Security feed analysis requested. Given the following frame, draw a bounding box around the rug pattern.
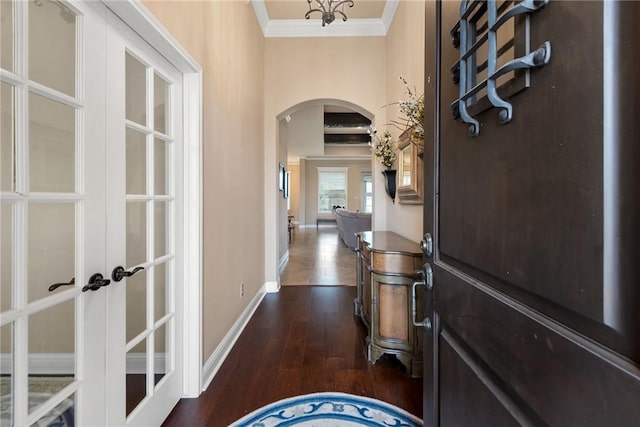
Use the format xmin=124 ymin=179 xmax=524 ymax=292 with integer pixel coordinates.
xmin=231 ymin=392 xmax=422 ymax=427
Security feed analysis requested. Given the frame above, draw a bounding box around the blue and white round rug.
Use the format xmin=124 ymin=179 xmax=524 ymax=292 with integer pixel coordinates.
xmin=230 ymin=392 xmax=422 ymax=427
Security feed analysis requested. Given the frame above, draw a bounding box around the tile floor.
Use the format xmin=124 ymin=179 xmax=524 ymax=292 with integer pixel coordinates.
xmin=280 ymin=226 xmax=357 ymax=286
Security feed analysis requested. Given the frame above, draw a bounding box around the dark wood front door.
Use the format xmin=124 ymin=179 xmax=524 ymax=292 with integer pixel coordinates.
xmin=422 ymin=1 xmax=640 ymax=425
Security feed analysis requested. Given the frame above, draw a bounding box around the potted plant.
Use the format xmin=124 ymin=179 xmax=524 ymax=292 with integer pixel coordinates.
xmin=371 ymin=129 xmax=398 ymax=202
xmin=388 ymin=76 xmax=424 ymax=154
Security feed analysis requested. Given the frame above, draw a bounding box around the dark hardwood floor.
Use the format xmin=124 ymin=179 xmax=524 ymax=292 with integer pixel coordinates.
xmin=163 ymin=228 xmax=422 ymax=427
xmin=163 ymin=230 xmax=422 ymax=426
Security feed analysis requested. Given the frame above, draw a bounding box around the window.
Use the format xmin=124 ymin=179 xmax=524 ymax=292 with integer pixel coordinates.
xmin=317 ymin=167 xmax=348 ymax=213
xmin=362 ymin=174 xmax=372 ymax=213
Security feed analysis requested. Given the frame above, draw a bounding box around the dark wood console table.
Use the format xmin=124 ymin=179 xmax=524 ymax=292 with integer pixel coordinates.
xmin=354 ymin=231 xmax=424 ymax=377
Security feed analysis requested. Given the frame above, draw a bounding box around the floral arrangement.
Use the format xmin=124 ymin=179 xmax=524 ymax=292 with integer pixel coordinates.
xmin=389 ymin=76 xmax=424 ymax=148
xmin=370 ymin=129 xmax=397 ymax=170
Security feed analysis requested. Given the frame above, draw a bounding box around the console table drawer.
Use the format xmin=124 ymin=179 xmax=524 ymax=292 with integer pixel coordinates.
xmin=372 ymin=252 xmax=421 ymax=275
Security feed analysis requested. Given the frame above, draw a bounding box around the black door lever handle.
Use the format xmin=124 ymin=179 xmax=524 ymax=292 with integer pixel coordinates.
xmin=82 ymin=273 xmax=111 ymax=292
xmin=49 ymin=277 xmax=75 ymax=292
xmin=111 ymin=266 xmax=145 ymax=282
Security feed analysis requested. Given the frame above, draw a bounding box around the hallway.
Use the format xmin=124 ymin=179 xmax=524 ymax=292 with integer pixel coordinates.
xmin=162 ymin=228 xmax=422 ymax=425
xmin=280 ymin=227 xmax=357 ymax=286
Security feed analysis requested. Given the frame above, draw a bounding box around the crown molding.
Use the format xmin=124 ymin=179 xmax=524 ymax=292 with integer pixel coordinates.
xmin=381 ymin=0 xmax=399 ymax=31
xmin=264 ymin=18 xmax=386 ymax=38
xmin=251 ymin=0 xmax=270 ymax=30
xmin=251 ymin=0 xmax=399 ymax=38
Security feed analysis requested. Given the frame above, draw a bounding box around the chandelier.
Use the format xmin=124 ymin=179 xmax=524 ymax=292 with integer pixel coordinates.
xmin=305 ymin=0 xmax=355 ymax=27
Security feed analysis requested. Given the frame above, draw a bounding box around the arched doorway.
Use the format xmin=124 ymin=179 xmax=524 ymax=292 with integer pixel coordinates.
xmin=271 ymin=99 xmax=377 ymax=289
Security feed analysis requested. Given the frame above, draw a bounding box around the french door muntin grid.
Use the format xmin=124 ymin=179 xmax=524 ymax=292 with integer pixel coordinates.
xmin=0 ymin=2 xmax=178 ymax=423
xmin=1 ymin=1 xmax=189 ymax=423
xmin=1 ymin=0 xmax=86 ymax=425
xmin=0 ymin=199 xmax=83 ymax=426
xmin=123 ymin=48 xmax=176 ymax=412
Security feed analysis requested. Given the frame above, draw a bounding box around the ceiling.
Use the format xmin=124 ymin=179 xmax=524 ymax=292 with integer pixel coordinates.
xmin=252 ymin=0 xmax=399 ymax=37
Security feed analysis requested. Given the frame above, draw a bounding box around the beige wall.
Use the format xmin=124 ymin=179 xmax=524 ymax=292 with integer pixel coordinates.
xmin=286 ymin=105 xmax=325 ymax=162
xmin=144 ymin=0 xmax=425 ymax=372
xmin=383 ymin=0 xmax=426 ymax=243
xmin=278 ymin=120 xmax=289 ymax=262
xmin=292 ymin=161 xmax=307 ymax=228
xmin=324 ymin=145 xmax=371 ymax=157
xmin=287 ymin=163 xmax=301 ymax=223
xmin=264 ymin=36 xmax=388 ymax=282
xmin=264 ymin=8 xmax=428 ymax=275
xmin=143 ymin=0 xmax=266 ymax=361
xmin=0 ymin=0 xmax=425 ymax=389
xmin=302 ymin=159 xmax=372 ymax=227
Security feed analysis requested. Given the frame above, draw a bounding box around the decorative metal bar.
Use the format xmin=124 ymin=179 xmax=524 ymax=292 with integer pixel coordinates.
xmin=461 ymin=79 xmax=489 ymax=102
xmin=486 ymin=0 xmax=513 ymax=123
xmin=451 ymin=23 xmax=461 ymax=48
xmin=452 ymin=20 xmax=514 ymax=78
xmin=461 ymin=0 xmax=485 ymax=20
xmin=451 ymin=0 xmax=485 ymax=47
xmin=450 ymin=0 xmax=551 ymax=136
xmin=491 ymin=0 xmax=549 ymax=33
xmin=476 ymin=38 xmax=516 ymax=75
xmin=462 ymin=32 xmax=489 ymax=62
xmin=456 ymin=0 xmax=481 ymax=136
xmin=490 ymin=42 xmax=551 ymax=81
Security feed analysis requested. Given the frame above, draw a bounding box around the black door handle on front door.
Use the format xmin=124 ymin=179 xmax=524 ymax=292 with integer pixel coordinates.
xmin=82 ymin=273 xmax=111 ymax=292
xmin=111 ymin=266 xmax=144 ymax=282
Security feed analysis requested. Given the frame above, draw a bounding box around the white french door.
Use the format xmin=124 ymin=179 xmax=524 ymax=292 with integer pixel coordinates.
xmin=104 ymin=8 xmax=184 ymax=426
xmin=0 ymin=1 xmax=184 ymax=425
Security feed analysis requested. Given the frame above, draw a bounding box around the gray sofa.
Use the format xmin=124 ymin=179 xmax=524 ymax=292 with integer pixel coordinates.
xmin=335 ymin=208 xmax=372 ymax=250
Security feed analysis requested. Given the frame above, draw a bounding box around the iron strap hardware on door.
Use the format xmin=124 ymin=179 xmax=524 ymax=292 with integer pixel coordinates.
xmin=82 ymin=273 xmax=111 ymax=292
xmin=450 ymin=0 xmax=551 ymax=136
xmin=111 ymin=266 xmax=145 ymax=282
xmin=412 ymin=263 xmax=433 ymax=329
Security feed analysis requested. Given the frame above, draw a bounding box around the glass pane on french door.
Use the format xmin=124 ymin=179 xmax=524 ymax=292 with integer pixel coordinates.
xmin=124 ymin=52 xmax=175 ymax=418
xmin=1 ymin=1 xmax=88 ymax=425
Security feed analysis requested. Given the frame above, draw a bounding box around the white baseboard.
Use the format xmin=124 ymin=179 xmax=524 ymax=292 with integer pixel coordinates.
xmin=0 ymin=353 xmax=166 ymax=375
xmin=265 ymin=281 xmax=280 ymax=293
xmin=200 ymin=282 xmax=268 ymax=391
xmin=22 ymin=353 xmax=74 ymax=375
xmin=126 ymin=353 xmax=167 ymax=373
xmin=279 ymin=250 xmax=289 ymax=273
